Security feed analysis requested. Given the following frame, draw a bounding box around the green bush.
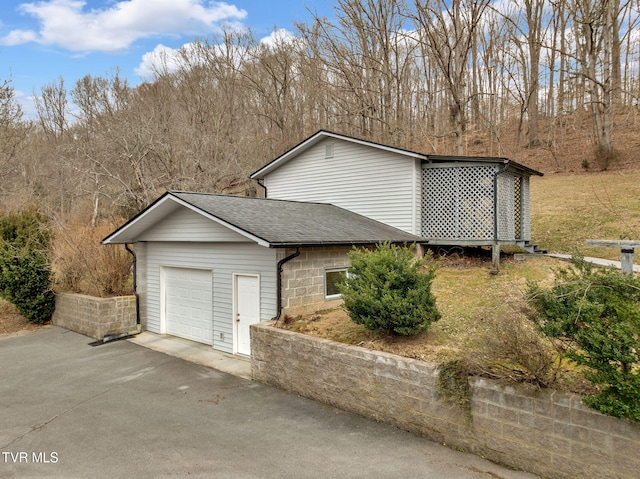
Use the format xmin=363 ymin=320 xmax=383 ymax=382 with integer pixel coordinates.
xmin=437 ymin=359 xmax=472 ymax=409
xmin=338 ymin=242 xmax=440 ymax=336
xmin=0 ymin=210 xmax=55 ymax=324
xmin=0 ymin=208 xmax=50 ymax=248
xmin=526 ymin=257 xmax=640 ymax=421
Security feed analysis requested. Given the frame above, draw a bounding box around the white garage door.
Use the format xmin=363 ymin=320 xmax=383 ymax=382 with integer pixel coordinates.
xmin=164 ymin=267 xmax=213 ymax=345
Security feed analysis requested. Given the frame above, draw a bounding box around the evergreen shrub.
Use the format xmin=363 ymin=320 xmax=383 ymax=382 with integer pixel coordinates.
xmin=527 ymin=257 xmax=640 ymax=421
xmin=0 ymin=210 xmax=55 ymax=324
xmin=338 ymin=242 xmax=440 ymax=336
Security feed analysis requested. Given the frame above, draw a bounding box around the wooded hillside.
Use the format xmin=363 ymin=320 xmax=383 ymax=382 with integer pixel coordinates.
xmin=1 ymin=0 xmax=639 ymax=222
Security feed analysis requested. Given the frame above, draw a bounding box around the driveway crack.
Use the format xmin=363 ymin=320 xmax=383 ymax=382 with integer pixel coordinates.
xmin=3 ymin=387 xmax=115 ymax=449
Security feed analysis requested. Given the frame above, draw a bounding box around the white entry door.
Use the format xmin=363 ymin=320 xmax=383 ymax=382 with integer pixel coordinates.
xmin=234 ymin=274 xmax=260 ymax=356
xmin=164 ymin=267 xmax=213 ymax=345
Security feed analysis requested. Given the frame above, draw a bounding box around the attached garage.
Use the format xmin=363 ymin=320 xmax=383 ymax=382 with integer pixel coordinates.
xmin=139 ymin=241 xmax=277 ymax=355
xmin=102 ymin=191 xmax=420 ymax=356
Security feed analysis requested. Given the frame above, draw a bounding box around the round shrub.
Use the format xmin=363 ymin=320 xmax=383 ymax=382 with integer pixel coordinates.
xmin=338 ymin=242 xmax=441 ymax=336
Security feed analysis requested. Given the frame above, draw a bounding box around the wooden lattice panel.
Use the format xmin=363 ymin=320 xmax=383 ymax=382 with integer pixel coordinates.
xmin=421 ymin=166 xmax=495 ymax=240
xmin=514 ymin=176 xmax=523 ymax=237
xmin=496 ymin=173 xmax=515 ymax=240
xmin=521 ymin=177 xmax=531 ymax=240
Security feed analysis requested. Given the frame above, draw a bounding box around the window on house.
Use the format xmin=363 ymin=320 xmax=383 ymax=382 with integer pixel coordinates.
xmin=325 ymin=268 xmax=348 ymax=299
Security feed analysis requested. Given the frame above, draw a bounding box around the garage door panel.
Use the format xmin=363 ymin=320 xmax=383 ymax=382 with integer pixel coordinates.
xmin=164 ymin=267 xmax=213 ymax=345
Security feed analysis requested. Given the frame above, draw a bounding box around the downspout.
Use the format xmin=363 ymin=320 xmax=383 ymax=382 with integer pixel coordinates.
xmin=256 ymin=178 xmax=268 ymax=198
xmin=272 ymin=246 xmax=301 ymax=324
xmin=492 ymin=161 xmax=511 ymax=270
xmin=125 ymin=244 xmax=141 ymax=331
xmin=91 ymin=244 xmax=140 ymax=345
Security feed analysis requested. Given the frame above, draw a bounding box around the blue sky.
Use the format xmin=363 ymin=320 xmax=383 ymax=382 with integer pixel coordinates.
xmin=0 ymin=0 xmax=335 ymax=117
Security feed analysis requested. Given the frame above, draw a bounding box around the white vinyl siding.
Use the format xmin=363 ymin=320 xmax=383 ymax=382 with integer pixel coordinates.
xmin=264 ymin=138 xmax=421 ymax=235
xmin=142 ymin=242 xmax=277 ymax=354
xmin=137 ymin=208 xmax=251 ymax=242
xmin=413 ymin=160 xmax=421 ymax=236
xmin=136 ymin=242 xmax=148 ymax=331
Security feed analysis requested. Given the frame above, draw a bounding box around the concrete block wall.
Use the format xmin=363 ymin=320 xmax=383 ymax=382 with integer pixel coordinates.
xmin=251 ymin=323 xmax=640 ymax=479
xmin=52 ymin=293 xmax=137 ymax=340
xmin=281 ymin=246 xmax=352 ymax=316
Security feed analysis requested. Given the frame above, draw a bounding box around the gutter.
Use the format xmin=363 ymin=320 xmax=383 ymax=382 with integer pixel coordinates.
xmin=256 ymin=178 xmax=268 ymax=198
xmin=272 ymin=246 xmax=301 ymax=325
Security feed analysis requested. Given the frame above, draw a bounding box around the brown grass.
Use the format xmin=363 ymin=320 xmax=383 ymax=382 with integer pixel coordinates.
xmin=0 ymin=299 xmax=44 ymax=334
xmin=282 ymin=256 xmax=558 ymax=361
xmin=50 ymin=216 xmax=133 ymax=297
xmin=531 ymin=171 xmax=640 ymax=260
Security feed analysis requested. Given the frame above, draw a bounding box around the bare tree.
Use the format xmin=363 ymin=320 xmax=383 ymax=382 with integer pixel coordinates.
xmin=242 ymin=30 xmax=303 ymax=145
xmin=33 ymin=77 xmax=69 ymax=141
xmin=71 ymin=70 xmax=129 ymax=136
xmin=473 ymin=8 xmax=511 ymax=154
xmin=523 ymin=0 xmax=547 ymax=146
xmin=0 ymin=78 xmax=28 ymax=186
xmin=496 ymin=0 xmax=548 ymax=146
xmin=174 ymin=30 xmax=273 ymax=186
xmin=412 ymin=0 xmax=491 ymax=155
xmin=569 ymin=0 xmax=617 ymax=165
xmin=299 ymin=0 xmax=417 ymax=143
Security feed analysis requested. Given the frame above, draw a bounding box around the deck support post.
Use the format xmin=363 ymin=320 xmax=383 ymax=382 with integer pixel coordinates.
xmin=491 ymin=244 xmax=501 ymax=271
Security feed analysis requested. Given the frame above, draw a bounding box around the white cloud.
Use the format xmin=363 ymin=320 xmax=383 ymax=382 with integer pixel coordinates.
xmin=13 ymin=88 xmax=38 ymax=120
xmin=135 ymin=29 xmax=300 ymax=81
xmin=135 ymin=40 xmax=226 ymax=80
xmin=0 ymin=0 xmax=247 ymax=52
xmin=0 ymin=28 xmax=38 ymax=45
xmin=259 ymin=28 xmax=295 ymax=48
xmin=135 ymin=43 xmax=186 ymax=80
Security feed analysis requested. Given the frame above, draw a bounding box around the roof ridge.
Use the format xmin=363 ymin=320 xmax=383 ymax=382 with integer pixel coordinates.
xmin=170 ymin=191 xmax=339 ymax=207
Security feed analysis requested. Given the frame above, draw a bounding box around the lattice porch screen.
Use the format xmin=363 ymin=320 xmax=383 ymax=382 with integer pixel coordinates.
xmin=514 ymin=176 xmax=523 ymax=238
xmin=421 ymin=165 xmax=495 ymax=240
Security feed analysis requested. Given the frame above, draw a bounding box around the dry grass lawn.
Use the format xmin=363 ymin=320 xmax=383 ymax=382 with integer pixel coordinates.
xmin=531 ymin=171 xmax=640 ymax=260
xmin=280 ymin=254 xmax=557 ymax=361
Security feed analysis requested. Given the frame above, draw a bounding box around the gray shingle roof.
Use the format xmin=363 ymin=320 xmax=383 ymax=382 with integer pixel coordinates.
xmin=171 ymin=192 xmax=422 ymax=246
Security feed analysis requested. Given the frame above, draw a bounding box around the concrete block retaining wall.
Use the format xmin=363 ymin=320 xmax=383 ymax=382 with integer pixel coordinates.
xmin=251 ymin=323 xmax=640 ymax=479
xmin=52 ymin=293 xmax=137 ymax=340
xmin=281 ymin=246 xmax=352 ymax=316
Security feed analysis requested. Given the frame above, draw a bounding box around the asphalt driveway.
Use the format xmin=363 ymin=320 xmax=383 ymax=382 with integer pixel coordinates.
xmin=0 ymin=326 xmax=538 ymax=479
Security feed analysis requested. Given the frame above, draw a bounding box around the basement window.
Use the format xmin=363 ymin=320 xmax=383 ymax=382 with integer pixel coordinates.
xmin=325 ymin=268 xmax=348 ymax=299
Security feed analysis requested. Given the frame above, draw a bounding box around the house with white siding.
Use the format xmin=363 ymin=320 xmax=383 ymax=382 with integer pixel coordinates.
xmin=103 ymin=130 xmax=542 ymax=355
xmin=251 ymin=130 xmax=544 ymax=261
